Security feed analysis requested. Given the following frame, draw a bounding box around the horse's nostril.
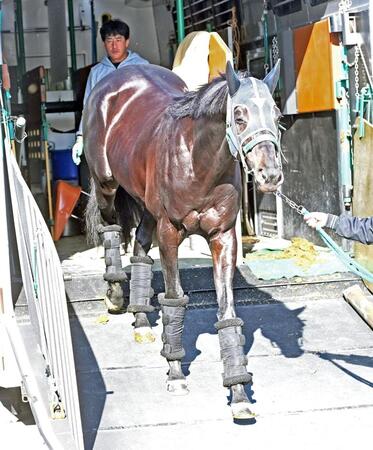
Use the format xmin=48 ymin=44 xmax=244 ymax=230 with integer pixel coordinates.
xmin=264 ymin=170 xmax=282 ymax=184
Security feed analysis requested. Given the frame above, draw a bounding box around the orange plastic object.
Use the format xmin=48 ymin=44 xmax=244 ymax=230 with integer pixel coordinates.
xmin=53 ymin=181 xmax=81 ymax=241
xmin=294 ymin=19 xmax=340 ymax=113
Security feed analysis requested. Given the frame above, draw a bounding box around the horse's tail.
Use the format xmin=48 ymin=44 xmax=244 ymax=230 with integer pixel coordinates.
xmin=85 ymin=179 xmax=143 ymax=249
xmin=114 ymin=186 xmax=143 ymax=251
xmin=85 ymin=178 xmax=103 ymax=246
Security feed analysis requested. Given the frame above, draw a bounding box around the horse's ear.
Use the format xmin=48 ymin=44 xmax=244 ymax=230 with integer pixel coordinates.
xmin=263 ymin=59 xmax=281 ymax=95
xmin=226 ymin=61 xmax=240 ymax=97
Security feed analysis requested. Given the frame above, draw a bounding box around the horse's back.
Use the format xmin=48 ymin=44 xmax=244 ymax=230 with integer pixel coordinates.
xmin=85 ymin=64 xmax=186 ymax=113
xmin=83 ymin=64 xmax=185 ymax=188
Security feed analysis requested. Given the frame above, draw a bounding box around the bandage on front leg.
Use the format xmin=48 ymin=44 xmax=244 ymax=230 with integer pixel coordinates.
xmin=215 ymin=318 xmax=252 ymax=387
xmin=98 ymin=224 xmax=127 ymax=282
xmin=158 ymin=294 xmax=189 ymax=361
xmin=128 ymin=255 xmax=155 ymax=314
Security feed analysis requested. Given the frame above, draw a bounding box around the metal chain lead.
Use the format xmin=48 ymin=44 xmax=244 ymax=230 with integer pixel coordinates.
xmin=272 ymin=36 xmax=279 ymax=65
xmin=273 ymin=191 xmax=305 ymax=215
xmin=338 ymin=0 xmax=352 ymax=12
xmin=354 ymin=45 xmax=360 ymax=96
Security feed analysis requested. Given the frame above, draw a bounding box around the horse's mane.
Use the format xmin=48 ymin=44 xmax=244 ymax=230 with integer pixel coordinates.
xmin=157 ymin=71 xmax=250 ymax=139
xmin=166 ymin=70 xmax=251 ymax=120
xmin=167 ymin=75 xmax=228 ymax=120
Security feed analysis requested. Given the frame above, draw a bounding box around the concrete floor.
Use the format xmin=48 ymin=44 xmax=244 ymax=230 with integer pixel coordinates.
xmin=4 ymin=235 xmax=373 ymax=449
xmin=69 ymin=284 xmax=373 ymax=450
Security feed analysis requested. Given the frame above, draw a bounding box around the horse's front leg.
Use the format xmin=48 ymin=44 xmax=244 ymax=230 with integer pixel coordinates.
xmin=210 ymin=227 xmax=255 ymax=419
xmin=157 ymin=217 xmax=189 ymax=395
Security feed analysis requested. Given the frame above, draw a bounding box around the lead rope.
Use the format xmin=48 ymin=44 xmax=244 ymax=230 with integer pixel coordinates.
xmin=274 ymin=191 xmax=373 ymax=283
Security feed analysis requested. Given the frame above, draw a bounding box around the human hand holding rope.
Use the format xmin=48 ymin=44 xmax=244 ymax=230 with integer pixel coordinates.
xmin=303 ymin=212 xmax=328 ymax=229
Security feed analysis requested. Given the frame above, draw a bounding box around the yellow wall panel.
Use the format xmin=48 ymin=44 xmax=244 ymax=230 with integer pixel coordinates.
xmin=353 ymin=118 xmax=373 ymax=292
xmin=208 ymin=32 xmax=233 ymax=81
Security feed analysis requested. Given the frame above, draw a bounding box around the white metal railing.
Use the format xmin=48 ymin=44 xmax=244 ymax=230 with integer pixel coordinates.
xmin=1 ymin=91 xmax=84 ymax=449
xmin=0 ymin=105 xmax=21 ymax=389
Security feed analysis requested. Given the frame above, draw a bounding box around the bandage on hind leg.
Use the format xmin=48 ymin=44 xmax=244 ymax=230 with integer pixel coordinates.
xmin=98 ymin=224 xmax=127 ymax=282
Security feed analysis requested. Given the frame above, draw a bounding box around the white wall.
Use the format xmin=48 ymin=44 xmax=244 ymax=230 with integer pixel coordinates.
xmin=1 ymin=0 xmax=176 ymax=150
xmin=1 ymin=0 xmax=173 ymax=71
xmin=93 ymin=0 xmax=161 ymax=64
xmin=153 ymin=2 xmax=176 ymax=68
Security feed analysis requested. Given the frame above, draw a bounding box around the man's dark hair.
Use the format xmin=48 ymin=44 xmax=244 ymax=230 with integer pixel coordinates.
xmin=100 ymin=19 xmax=130 ymax=41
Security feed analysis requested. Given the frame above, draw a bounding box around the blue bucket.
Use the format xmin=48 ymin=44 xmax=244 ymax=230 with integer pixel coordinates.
xmin=51 ymin=149 xmax=79 ymax=181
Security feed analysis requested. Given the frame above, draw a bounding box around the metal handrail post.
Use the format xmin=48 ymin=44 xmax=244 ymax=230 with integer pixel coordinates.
xmin=14 ymin=0 xmax=26 ymax=84
xmin=67 ymin=0 xmax=77 ymax=73
xmin=176 ymin=0 xmax=185 ymax=43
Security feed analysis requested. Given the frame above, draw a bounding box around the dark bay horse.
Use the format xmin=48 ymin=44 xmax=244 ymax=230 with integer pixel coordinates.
xmin=84 ymin=62 xmax=283 ymax=419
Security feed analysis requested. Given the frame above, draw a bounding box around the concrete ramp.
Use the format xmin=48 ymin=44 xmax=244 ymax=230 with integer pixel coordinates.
xmin=65 ymin=270 xmax=373 ymax=450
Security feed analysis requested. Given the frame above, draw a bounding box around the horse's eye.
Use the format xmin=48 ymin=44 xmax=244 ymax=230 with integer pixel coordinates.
xmin=235 ymin=117 xmax=247 ymax=134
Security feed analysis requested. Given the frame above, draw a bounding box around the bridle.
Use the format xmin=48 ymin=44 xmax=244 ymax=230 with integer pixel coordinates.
xmin=225 ymin=84 xmax=282 ymax=176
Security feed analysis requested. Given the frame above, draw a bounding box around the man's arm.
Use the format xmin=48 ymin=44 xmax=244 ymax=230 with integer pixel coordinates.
xmin=333 ymin=215 xmax=373 ymax=245
xmin=304 ymin=212 xmax=373 ymax=245
xmin=72 ymin=69 xmax=96 ymax=164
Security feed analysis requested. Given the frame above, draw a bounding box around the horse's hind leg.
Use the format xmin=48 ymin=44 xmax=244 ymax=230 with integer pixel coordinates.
xmin=87 ymin=177 xmax=127 ymax=313
xmin=128 ymin=210 xmax=157 ymax=343
xmin=157 ymin=217 xmax=189 ymax=395
xmin=98 ymin=224 xmax=127 ymax=313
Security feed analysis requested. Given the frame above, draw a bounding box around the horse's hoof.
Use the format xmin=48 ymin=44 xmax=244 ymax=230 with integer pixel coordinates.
xmin=134 ymin=326 xmax=156 ymax=343
xmin=231 ymin=402 xmax=256 ymax=420
xmin=166 ymin=379 xmax=189 ymax=396
xmin=104 ymin=295 xmax=125 ymax=314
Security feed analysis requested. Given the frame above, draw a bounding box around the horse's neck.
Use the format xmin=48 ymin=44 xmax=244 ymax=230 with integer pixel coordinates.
xmin=192 ymin=117 xmax=233 ymax=179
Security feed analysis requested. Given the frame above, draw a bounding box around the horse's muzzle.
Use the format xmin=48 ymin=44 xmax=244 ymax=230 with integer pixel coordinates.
xmin=246 ymin=140 xmax=284 ymax=192
xmin=256 ymin=169 xmax=284 ymax=192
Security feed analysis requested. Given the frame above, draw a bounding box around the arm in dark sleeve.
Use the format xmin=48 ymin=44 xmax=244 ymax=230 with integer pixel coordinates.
xmin=325 ymin=214 xmax=373 ymax=245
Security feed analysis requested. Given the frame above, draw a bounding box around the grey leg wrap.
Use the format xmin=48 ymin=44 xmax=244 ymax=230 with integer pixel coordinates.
xmin=158 ymin=293 xmax=189 ymax=361
xmin=127 ymin=255 xmax=155 ymax=314
xmin=98 ymin=224 xmax=127 ymax=282
xmin=215 ymin=318 xmax=252 ymax=387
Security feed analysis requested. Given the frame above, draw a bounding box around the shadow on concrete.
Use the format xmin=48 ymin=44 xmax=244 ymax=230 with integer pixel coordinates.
xmin=180 ymin=268 xmax=306 ymax=373
xmin=318 ymin=352 xmax=373 ymax=388
xmin=68 ymin=308 xmax=106 ymax=450
xmin=0 ymin=387 xmax=36 ymax=425
xmin=165 ymin=266 xmax=307 ymax=422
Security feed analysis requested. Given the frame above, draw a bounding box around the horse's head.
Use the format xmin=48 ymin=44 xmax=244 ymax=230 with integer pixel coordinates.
xmin=225 ymin=61 xmax=284 ymax=192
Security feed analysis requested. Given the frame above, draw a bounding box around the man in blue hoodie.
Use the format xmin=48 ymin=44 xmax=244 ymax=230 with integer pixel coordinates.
xmin=72 ymin=19 xmax=148 ymax=165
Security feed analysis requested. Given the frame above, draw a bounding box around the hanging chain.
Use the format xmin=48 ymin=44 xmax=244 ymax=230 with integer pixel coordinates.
xmin=272 ymin=36 xmax=279 ymax=65
xmin=354 ymin=44 xmax=360 ymax=96
xmin=262 ymin=0 xmax=270 ymax=75
xmin=273 ymin=191 xmax=306 ymax=215
xmin=338 ymin=0 xmax=352 ymax=13
xmin=230 ymin=6 xmax=241 ymax=70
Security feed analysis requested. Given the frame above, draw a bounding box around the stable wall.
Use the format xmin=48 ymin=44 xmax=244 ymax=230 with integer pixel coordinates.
xmin=1 ymin=0 xmax=168 ymax=74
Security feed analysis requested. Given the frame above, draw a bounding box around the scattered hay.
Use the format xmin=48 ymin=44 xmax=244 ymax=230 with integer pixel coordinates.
xmin=245 ymin=237 xmax=320 ymax=269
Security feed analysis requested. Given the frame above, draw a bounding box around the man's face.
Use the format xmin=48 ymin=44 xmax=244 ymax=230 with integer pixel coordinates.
xmin=104 ymin=34 xmax=129 ymax=63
